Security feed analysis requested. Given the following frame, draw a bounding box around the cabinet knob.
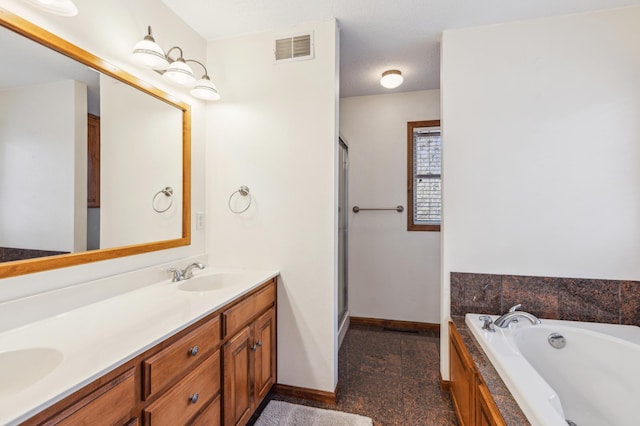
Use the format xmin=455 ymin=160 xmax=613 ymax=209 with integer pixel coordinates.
xmin=189 ymin=393 xmax=199 ymax=404
xmin=256 ymin=340 xmax=262 ymax=347
xmin=188 ymin=346 xmax=199 ymax=356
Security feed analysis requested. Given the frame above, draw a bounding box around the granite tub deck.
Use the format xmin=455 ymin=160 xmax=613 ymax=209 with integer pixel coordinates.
xmin=451 ymin=316 xmax=530 ymax=425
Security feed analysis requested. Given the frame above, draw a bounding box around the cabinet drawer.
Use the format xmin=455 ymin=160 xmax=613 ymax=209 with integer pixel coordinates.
xmin=223 ymin=281 xmax=275 ymax=338
xmin=192 ymin=394 xmax=221 ymax=426
xmin=143 ymin=316 xmax=220 ymax=399
xmin=47 ymin=368 xmax=135 ymax=426
xmin=143 ymin=350 xmax=220 ymax=426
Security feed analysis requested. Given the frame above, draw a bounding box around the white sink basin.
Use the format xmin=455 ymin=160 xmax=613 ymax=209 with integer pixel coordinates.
xmin=178 ymin=273 xmax=243 ymax=292
xmin=0 ymin=348 xmax=63 ymax=394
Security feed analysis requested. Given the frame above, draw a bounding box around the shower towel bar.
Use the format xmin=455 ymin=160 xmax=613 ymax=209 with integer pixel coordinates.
xmin=352 ymin=205 xmax=404 ymax=213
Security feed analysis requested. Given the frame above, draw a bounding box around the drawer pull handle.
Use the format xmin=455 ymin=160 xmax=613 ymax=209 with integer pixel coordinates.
xmin=188 ymin=346 xmax=199 ymax=357
xmin=189 ymin=393 xmax=199 ymax=404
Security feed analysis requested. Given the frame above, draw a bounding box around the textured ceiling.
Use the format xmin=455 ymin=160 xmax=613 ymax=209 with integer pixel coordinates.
xmin=161 ymin=0 xmax=640 ymax=97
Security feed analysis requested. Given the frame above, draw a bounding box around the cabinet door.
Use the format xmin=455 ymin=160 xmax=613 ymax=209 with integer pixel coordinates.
xmin=449 ymin=324 xmax=475 ymax=426
xmin=223 ymin=326 xmax=253 ymax=426
xmin=476 ymin=381 xmax=506 ymax=426
xmin=253 ymin=307 xmax=276 ymax=403
xmin=87 ymin=114 xmax=100 ymax=208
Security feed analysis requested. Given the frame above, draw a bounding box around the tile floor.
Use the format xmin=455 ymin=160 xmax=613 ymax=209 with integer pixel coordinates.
xmin=250 ymin=323 xmax=458 ymax=425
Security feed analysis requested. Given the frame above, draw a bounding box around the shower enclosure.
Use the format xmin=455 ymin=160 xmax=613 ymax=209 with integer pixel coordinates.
xmin=338 ymin=138 xmax=349 ymax=338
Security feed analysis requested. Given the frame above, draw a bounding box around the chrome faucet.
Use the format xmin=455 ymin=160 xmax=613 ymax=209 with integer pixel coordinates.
xmin=494 ymin=304 xmax=541 ymax=328
xmin=167 ymin=262 xmax=206 ymax=282
xmin=182 ymin=262 xmax=205 ymax=279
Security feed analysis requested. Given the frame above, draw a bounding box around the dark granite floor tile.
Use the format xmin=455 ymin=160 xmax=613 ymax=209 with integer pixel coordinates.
xmin=401 ymin=338 xmax=440 ymax=376
xmin=405 ymin=408 xmax=459 ymax=426
xmin=501 ymin=275 xmax=559 ymax=319
xmin=451 ymin=272 xmax=502 ymax=316
xmin=339 ymin=393 xmax=406 ymax=426
xmin=558 ymin=278 xmax=620 ymax=323
xmin=621 ymin=281 xmax=640 ymax=326
xmin=254 ymin=324 xmax=455 ymax=425
xmin=403 ymin=375 xmax=453 ymax=412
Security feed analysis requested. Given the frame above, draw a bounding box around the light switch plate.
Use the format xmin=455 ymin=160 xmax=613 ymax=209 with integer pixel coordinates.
xmin=196 ymin=212 xmax=205 ymax=230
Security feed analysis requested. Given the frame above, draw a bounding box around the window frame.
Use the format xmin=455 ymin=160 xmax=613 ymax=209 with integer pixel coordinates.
xmin=407 ymin=120 xmax=441 ymax=232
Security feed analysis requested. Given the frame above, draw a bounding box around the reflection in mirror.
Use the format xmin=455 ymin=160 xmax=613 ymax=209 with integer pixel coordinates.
xmin=0 ymin=8 xmax=190 ymax=278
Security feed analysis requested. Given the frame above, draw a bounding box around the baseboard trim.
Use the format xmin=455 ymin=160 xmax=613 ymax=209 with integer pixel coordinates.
xmin=439 ymin=372 xmax=450 ymax=392
xmin=350 ymin=317 xmax=440 ymax=335
xmin=274 ymin=383 xmax=338 ymax=405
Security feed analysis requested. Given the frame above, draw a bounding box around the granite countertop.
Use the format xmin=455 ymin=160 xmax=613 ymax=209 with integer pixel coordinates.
xmin=0 ymin=268 xmax=279 ymax=426
xmin=451 ymin=315 xmax=530 ymax=425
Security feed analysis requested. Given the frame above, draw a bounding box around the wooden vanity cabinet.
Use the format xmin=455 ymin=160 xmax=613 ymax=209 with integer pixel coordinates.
xmin=476 ymin=381 xmax=506 ymax=426
xmin=23 ymin=278 xmax=277 ymax=426
xmin=223 ymin=285 xmax=276 ymax=426
xmin=449 ymin=322 xmax=505 ymax=426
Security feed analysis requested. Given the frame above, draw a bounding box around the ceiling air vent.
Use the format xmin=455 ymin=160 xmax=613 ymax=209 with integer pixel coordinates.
xmin=274 ymin=33 xmax=314 ymax=63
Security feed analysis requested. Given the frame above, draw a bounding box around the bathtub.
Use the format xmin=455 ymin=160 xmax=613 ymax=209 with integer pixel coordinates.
xmin=465 ymin=314 xmax=640 ymax=426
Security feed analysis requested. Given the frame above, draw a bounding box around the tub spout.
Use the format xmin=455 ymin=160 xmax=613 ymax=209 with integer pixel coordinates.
xmin=494 ymin=310 xmax=541 ymax=328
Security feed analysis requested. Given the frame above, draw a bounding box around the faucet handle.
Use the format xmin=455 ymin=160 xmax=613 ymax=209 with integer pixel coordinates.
xmin=478 ymin=315 xmax=495 ymax=332
xmin=508 ymin=304 xmax=522 ymax=313
xmin=167 ymin=267 xmax=182 ymax=282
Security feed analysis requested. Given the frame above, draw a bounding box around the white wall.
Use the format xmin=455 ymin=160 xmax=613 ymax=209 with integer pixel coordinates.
xmin=440 ymin=6 xmax=640 ymax=378
xmin=206 ymin=20 xmax=339 ymax=392
xmin=0 ymin=0 xmax=207 ymax=302
xmin=100 ymin=74 xmax=182 ymax=248
xmin=340 ymin=90 xmax=441 ymax=323
xmin=0 ymin=80 xmax=86 ymax=253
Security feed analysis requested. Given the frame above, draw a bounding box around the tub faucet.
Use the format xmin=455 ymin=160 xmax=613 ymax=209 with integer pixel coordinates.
xmin=494 ymin=304 xmax=541 ymax=328
xmin=182 ymin=262 xmax=205 ymax=280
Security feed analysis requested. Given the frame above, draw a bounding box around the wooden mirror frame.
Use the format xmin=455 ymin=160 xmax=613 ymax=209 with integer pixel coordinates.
xmin=0 ymin=8 xmax=191 ymax=278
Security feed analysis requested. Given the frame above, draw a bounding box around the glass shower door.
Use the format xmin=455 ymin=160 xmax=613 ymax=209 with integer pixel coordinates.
xmin=338 ymin=138 xmax=348 ymax=326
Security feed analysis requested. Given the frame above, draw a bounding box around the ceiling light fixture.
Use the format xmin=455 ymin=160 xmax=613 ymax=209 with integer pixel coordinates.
xmin=21 ymin=0 xmax=78 ymax=16
xmin=132 ymin=26 xmax=220 ymax=101
xmin=380 ymin=69 xmax=403 ymax=89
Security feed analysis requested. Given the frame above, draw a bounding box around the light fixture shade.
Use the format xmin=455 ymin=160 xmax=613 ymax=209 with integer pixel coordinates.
xmin=190 ymin=76 xmax=221 ymax=101
xmin=163 ymin=58 xmax=196 ymax=87
xmin=132 ymin=37 xmax=169 ymax=70
xmin=22 ymin=0 xmax=78 ymax=16
xmin=380 ymin=70 xmax=403 ymax=89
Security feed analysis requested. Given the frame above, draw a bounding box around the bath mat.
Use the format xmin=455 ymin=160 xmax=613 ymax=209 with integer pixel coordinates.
xmin=255 ymin=400 xmax=373 ymax=426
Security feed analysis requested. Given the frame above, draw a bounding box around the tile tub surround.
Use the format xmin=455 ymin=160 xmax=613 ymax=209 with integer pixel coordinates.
xmin=450 ymin=272 xmax=640 ymax=325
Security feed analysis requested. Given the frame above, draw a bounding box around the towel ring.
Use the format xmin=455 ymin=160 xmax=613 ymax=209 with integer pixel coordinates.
xmin=153 ymin=187 xmax=174 ymax=213
xmin=228 ymin=185 xmax=252 ymax=214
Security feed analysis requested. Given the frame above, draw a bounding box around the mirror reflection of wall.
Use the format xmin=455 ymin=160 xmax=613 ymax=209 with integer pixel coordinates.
xmin=0 ymin=24 xmax=183 ymax=263
xmin=0 ymin=80 xmax=88 ymax=259
xmin=99 ymin=74 xmax=182 ymax=249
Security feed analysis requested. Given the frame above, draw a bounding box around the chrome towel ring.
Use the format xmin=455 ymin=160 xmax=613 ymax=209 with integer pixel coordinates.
xmin=228 ymin=185 xmax=252 ymax=214
xmin=153 ymin=187 xmax=174 ymax=213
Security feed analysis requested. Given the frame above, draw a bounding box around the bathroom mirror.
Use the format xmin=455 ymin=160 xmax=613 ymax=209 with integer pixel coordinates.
xmin=0 ymin=8 xmax=191 ymax=278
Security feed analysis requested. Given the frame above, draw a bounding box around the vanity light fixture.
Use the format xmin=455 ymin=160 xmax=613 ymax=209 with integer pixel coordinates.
xmin=132 ymin=27 xmax=169 ymax=69
xmin=380 ymin=69 xmax=403 ymax=89
xmin=162 ymin=47 xmax=196 ymax=87
xmin=132 ymin=26 xmax=220 ymax=101
xmin=20 ymin=0 xmax=78 ymax=16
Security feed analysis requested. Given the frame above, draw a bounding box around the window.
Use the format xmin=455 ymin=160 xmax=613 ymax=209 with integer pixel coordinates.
xmin=407 ymin=120 xmax=441 ymax=231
